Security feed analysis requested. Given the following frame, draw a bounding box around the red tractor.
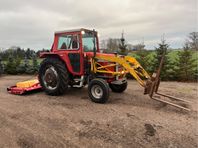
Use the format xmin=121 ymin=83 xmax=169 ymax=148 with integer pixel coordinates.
xmin=38 ymin=28 xmax=130 ymax=103
xmin=8 ymin=28 xmax=190 ymax=111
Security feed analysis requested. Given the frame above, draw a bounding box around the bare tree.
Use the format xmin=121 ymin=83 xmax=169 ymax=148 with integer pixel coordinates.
xmin=188 ymin=32 xmax=198 ymax=51
xmin=133 ymin=43 xmax=145 ymax=51
xmin=106 ymin=38 xmax=120 ymax=53
xmin=100 ymin=39 xmax=107 ymax=49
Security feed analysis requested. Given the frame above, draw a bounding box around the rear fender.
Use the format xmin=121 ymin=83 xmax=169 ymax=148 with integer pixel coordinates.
xmin=39 ymin=52 xmax=74 ymax=75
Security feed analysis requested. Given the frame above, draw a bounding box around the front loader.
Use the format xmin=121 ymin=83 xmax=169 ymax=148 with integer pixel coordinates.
xmin=7 ymin=28 xmax=191 ymax=111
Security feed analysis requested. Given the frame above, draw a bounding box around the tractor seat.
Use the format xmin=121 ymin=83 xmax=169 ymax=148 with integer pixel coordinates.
xmin=61 ymin=43 xmax=67 ymax=49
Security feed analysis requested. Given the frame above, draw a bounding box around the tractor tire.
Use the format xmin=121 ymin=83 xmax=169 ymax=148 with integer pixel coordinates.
xmin=109 ymin=82 xmax=127 ymax=93
xmin=38 ymin=58 xmax=69 ymax=95
xmin=88 ymin=78 xmax=109 ymax=103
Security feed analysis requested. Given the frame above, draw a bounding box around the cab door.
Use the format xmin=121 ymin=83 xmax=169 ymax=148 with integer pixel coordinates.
xmin=56 ymin=33 xmax=83 ymax=75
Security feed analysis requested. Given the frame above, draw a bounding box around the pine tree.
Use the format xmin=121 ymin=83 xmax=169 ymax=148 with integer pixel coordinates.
xmin=135 ymin=50 xmax=159 ymax=75
xmin=0 ymin=56 xmax=3 ymax=75
xmin=15 ymin=57 xmax=22 ymax=74
xmin=24 ymin=55 xmax=33 ymax=74
xmin=5 ymin=55 xmax=16 ymax=74
xmin=152 ymin=37 xmax=171 ymax=80
xmin=118 ymin=31 xmax=128 ymax=55
xmin=15 ymin=57 xmax=21 ymax=68
xmin=165 ymin=56 xmax=179 ymax=81
xmin=136 ymin=50 xmax=147 ymax=67
xmin=177 ymin=43 xmax=196 ymax=81
xmin=26 ymin=48 xmax=32 ymax=59
xmin=17 ymin=54 xmax=29 ymax=74
xmin=32 ymin=54 xmax=39 ymax=73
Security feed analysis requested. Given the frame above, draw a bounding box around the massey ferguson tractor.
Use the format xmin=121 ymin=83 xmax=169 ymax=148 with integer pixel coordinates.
xmin=8 ymin=28 xmax=190 ymax=111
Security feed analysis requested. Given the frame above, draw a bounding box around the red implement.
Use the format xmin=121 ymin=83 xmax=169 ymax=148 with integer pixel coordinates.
xmin=7 ymin=83 xmax=42 ymax=95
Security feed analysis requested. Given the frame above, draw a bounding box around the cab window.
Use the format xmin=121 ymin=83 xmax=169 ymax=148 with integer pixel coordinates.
xmin=58 ymin=35 xmax=79 ymax=50
xmin=82 ymin=32 xmax=97 ymax=52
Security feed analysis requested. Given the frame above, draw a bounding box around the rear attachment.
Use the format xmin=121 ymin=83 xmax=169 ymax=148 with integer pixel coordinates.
xmin=144 ymin=51 xmax=191 ymax=111
xmin=7 ymin=79 xmax=42 ymax=95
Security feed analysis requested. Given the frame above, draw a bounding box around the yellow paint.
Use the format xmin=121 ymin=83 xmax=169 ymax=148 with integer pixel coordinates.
xmin=16 ymin=79 xmax=39 ymax=88
xmin=91 ymin=55 xmax=151 ymax=87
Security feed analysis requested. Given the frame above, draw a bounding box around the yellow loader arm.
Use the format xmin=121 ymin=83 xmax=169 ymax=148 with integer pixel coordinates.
xmin=92 ymin=54 xmax=150 ymax=87
xmin=91 ymin=53 xmax=191 ymax=111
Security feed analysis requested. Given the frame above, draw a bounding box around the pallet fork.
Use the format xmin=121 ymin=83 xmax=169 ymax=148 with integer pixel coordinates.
xmin=144 ymin=51 xmax=191 ymax=111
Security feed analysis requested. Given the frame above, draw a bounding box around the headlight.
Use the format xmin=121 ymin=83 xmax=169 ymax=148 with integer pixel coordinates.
xmin=81 ymin=30 xmax=85 ymax=35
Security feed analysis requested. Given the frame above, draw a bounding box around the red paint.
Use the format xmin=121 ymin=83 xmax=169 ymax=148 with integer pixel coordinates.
xmin=7 ymin=83 xmax=42 ymax=95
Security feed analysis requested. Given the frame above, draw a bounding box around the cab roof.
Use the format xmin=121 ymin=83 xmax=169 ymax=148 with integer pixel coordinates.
xmin=55 ymin=28 xmax=96 ymax=34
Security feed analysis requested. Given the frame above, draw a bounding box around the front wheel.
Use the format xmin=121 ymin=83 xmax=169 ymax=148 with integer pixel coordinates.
xmin=88 ymin=78 xmax=109 ymax=103
xmin=109 ymin=82 xmax=128 ymax=93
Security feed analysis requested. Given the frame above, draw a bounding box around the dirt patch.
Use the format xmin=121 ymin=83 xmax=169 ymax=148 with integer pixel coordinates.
xmin=0 ymin=75 xmax=197 ymax=148
xmin=17 ymin=134 xmax=35 ymax=148
xmin=144 ymin=123 xmax=156 ymax=136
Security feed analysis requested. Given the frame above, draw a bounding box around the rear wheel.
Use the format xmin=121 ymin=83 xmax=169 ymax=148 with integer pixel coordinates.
xmin=109 ymin=82 xmax=127 ymax=93
xmin=38 ymin=58 xmax=69 ymax=95
xmin=88 ymin=78 xmax=109 ymax=103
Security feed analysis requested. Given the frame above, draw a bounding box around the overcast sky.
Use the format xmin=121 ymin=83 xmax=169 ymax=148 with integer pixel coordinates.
xmin=0 ymin=0 xmax=197 ymax=50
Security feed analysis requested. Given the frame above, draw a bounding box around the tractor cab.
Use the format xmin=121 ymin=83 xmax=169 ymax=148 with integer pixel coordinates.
xmin=53 ymin=28 xmax=99 ymax=52
xmin=40 ymin=28 xmax=100 ymax=76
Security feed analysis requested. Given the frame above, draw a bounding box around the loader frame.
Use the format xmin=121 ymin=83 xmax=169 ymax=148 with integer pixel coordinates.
xmin=91 ymin=51 xmax=191 ymax=111
xmin=91 ymin=54 xmax=150 ymax=86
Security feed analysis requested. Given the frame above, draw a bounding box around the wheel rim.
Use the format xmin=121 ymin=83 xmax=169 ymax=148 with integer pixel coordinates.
xmin=43 ymin=66 xmax=58 ymax=90
xmin=91 ymin=85 xmax=103 ymax=99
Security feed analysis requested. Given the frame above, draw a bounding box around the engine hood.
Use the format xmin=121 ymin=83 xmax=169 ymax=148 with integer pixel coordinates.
xmin=84 ymin=52 xmax=116 ymax=58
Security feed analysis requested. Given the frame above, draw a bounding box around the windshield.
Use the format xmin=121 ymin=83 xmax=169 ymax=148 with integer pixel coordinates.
xmin=58 ymin=35 xmax=79 ymax=50
xmin=82 ymin=32 xmax=97 ymax=52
